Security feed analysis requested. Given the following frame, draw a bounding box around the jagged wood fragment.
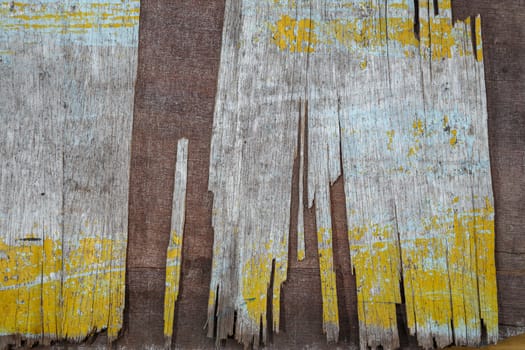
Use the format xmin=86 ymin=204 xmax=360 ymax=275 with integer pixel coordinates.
xmin=163 ymin=138 xmax=189 ymax=347
xmin=209 ymin=0 xmax=497 ymax=349
xmin=0 ymin=0 xmax=139 ymax=345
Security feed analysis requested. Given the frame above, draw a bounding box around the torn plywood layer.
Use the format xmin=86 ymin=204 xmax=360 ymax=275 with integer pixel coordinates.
xmin=0 ymin=0 xmax=139 ymax=346
xmin=164 ymin=138 xmax=189 ymax=346
xmin=209 ymin=0 xmax=497 ymax=349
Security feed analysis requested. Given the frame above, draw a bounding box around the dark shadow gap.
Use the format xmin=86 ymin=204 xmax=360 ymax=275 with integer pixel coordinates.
xmin=470 ymin=17 xmax=478 ymax=59
xmin=433 ymin=0 xmax=439 ymax=16
xmin=266 ymin=259 xmax=276 ymax=345
xmin=413 ymin=0 xmax=420 ymax=40
xmin=212 ymin=284 xmax=219 ymax=339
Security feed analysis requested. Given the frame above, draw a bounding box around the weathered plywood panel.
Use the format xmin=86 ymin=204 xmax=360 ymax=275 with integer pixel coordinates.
xmin=0 ymin=1 xmax=139 ymax=347
xmin=208 ymin=1 xmax=497 ymax=349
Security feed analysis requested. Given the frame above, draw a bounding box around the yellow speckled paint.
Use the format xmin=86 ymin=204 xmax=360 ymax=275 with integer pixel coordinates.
xmin=0 ymin=237 xmax=126 ymax=339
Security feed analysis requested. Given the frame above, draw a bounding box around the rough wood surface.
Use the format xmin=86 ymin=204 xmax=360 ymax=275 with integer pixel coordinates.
xmin=205 ymin=1 xmax=497 ymax=349
xmin=0 ymin=1 xmax=139 ymax=348
xmin=121 ymin=1 xmax=524 ymax=349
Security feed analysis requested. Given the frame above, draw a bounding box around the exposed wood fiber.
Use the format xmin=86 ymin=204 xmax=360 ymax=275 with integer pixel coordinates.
xmin=163 ymin=138 xmax=189 ymax=346
xmin=0 ymin=1 xmax=139 ymax=347
xmin=208 ymin=1 xmax=497 ymax=349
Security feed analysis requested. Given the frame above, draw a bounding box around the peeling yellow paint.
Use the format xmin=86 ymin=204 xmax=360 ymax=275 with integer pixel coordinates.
xmin=0 ymin=237 xmax=126 ymax=339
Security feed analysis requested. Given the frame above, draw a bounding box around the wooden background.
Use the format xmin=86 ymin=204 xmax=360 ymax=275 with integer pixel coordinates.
xmin=53 ymin=1 xmax=523 ymax=349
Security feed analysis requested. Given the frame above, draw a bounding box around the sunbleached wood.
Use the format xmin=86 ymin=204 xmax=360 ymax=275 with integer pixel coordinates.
xmin=209 ymin=1 xmax=496 ymax=349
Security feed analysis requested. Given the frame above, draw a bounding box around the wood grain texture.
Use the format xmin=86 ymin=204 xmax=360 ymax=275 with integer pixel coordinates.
xmin=0 ymin=1 xmax=139 ymax=348
xmin=206 ymin=1 xmax=497 ymax=348
xmin=119 ymin=1 xmax=523 ymax=349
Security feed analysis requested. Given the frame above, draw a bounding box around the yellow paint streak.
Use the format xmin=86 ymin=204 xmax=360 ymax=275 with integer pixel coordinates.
xmin=163 ymin=231 xmax=183 ymax=338
xmin=317 ymin=228 xmax=339 ymax=331
xmin=0 ymin=1 xmax=139 ymax=32
xmin=0 ymin=237 xmax=126 ymax=339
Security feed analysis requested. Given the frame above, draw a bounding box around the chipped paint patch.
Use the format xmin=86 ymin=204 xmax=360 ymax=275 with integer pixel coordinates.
xmin=0 ymin=237 xmax=126 ymax=339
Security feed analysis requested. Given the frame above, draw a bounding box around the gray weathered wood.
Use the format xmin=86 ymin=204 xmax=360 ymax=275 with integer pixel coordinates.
xmin=0 ymin=1 xmax=139 ymax=347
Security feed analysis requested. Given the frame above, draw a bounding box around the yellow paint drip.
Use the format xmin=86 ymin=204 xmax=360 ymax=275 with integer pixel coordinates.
xmin=0 ymin=237 xmax=126 ymax=340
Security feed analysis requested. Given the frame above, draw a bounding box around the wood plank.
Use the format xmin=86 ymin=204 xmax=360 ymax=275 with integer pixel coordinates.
xmin=0 ymin=1 xmax=139 ymax=347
